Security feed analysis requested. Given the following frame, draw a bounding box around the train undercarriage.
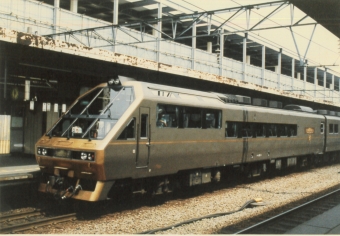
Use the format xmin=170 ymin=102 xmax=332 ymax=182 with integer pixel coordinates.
xmin=106 ymin=152 xmax=340 ymax=200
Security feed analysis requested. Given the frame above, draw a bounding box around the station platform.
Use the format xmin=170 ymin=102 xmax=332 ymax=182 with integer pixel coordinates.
xmin=285 ymin=203 xmax=340 ymax=234
xmin=0 ymin=153 xmax=40 ymax=186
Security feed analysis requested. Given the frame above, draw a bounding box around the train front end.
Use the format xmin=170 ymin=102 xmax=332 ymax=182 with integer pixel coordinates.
xmin=35 ymin=77 xmax=135 ymax=201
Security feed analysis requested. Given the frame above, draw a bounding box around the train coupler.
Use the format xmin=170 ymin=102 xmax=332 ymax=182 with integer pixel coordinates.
xmin=61 ymin=185 xmax=82 ymax=200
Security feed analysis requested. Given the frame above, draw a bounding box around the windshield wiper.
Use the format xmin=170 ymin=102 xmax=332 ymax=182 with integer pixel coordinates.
xmin=61 ymin=88 xmax=104 ymax=137
xmin=82 ymin=88 xmax=124 ymax=140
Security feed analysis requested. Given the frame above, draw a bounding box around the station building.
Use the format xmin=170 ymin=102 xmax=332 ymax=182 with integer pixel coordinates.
xmin=0 ymin=0 xmax=339 ymax=155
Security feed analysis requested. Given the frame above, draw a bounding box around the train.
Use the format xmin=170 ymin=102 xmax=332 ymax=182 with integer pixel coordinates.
xmin=35 ymin=76 xmax=340 ymax=201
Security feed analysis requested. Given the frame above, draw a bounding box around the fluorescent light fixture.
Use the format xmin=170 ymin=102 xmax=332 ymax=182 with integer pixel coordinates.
xmin=196 ymin=23 xmax=208 ymax=27
xmin=143 ymin=4 xmax=158 ymax=10
xmin=19 ymin=63 xmax=71 ymax=73
xmin=180 ymin=18 xmax=192 ymax=22
xmin=169 ymin=10 xmax=183 ymax=15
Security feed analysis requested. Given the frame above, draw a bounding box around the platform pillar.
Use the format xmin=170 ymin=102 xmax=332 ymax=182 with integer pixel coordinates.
xmin=314 ymin=67 xmax=317 ymax=98
xmin=303 ymin=60 xmax=307 ymax=92
xmin=277 ymin=48 xmax=282 ymax=90
xmin=331 ymin=74 xmax=334 ymax=102
xmin=156 ymin=2 xmax=162 ymax=63
xmin=191 ymin=21 xmax=196 ymax=70
xmin=324 ymin=69 xmax=327 ymax=100
xmin=261 ymin=46 xmax=265 ymax=86
xmin=219 ymin=30 xmax=224 ymax=76
xmin=53 ymin=0 xmax=60 ymax=39
xmin=70 ymin=0 xmax=78 ymax=13
xmin=291 ymin=58 xmax=295 ymax=90
xmin=112 ymin=0 xmax=119 ymax=52
xmin=242 ymin=33 xmax=247 ymax=81
xmin=207 ymin=42 xmax=212 ymax=53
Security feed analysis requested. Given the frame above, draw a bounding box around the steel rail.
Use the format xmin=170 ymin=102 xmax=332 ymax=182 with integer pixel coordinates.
xmin=0 ymin=209 xmax=42 ymax=222
xmin=0 ymin=212 xmax=77 ymax=234
xmin=234 ymin=188 xmax=340 ymax=234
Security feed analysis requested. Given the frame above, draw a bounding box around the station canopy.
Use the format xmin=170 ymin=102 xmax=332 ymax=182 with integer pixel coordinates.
xmin=289 ymin=0 xmax=340 ymax=39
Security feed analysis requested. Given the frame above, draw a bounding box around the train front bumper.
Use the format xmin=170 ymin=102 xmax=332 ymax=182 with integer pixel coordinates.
xmin=38 ymin=179 xmax=115 ymax=201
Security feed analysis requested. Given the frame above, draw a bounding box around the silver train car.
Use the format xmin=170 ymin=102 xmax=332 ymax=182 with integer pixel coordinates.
xmin=35 ymin=76 xmax=340 ymax=201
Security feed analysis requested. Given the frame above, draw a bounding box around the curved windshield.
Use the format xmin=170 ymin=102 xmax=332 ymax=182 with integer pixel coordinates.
xmin=47 ymin=86 xmax=134 ymax=140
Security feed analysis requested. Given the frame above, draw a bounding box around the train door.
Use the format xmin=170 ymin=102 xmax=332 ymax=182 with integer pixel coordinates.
xmin=136 ymin=107 xmax=150 ymax=168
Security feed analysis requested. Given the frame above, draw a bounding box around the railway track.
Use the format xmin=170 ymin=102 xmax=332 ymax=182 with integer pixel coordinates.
xmin=0 ymin=209 xmax=77 ymax=234
xmin=228 ymin=188 xmax=340 ymax=234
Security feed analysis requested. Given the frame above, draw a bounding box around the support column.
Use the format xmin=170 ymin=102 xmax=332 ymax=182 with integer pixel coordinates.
xmin=207 ymin=42 xmax=212 ymax=53
xmin=261 ymin=46 xmax=265 ymax=86
xmin=277 ymin=48 xmax=282 ymax=90
xmin=219 ymin=30 xmax=224 ymax=76
xmin=242 ymin=33 xmax=247 ymax=81
xmin=191 ymin=21 xmax=196 ymax=69
xmin=314 ymin=67 xmax=317 ymax=97
xmin=4 ymin=59 xmax=7 ymax=100
xmin=53 ymin=0 xmax=60 ymax=38
xmin=112 ymin=0 xmax=119 ymax=52
xmin=323 ymin=69 xmax=327 ymax=100
xmin=331 ymin=74 xmax=335 ymax=102
xmin=303 ymin=60 xmax=307 ymax=91
xmin=291 ymin=58 xmax=295 ymax=89
xmin=113 ymin=0 xmax=119 ymax=25
xmin=70 ymin=0 xmax=78 ymax=13
xmin=156 ymin=2 xmax=162 ymax=63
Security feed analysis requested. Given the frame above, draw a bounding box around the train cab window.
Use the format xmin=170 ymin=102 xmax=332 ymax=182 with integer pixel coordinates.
xmin=94 ymin=120 xmax=116 ymax=139
xmin=329 ymin=124 xmax=334 ymax=134
xmin=117 ymin=118 xmax=136 ymax=140
xmin=335 ymin=124 xmax=339 ymax=134
xmin=141 ymin=114 xmax=148 ymax=138
xmin=320 ymin=123 xmax=324 ymax=134
xmin=47 ymin=86 xmax=135 ymax=140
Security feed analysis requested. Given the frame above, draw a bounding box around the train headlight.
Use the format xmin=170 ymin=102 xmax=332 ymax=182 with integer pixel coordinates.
xmin=42 ymin=148 xmax=47 ymax=155
xmin=37 ymin=147 xmax=52 ymax=156
xmin=80 ymin=152 xmax=88 ymax=160
xmin=77 ymin=151 xmax=95 ymax=161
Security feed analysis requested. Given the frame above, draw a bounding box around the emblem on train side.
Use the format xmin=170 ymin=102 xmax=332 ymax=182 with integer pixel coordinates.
xmin=305 ymin=127 xmax=315 ymax=134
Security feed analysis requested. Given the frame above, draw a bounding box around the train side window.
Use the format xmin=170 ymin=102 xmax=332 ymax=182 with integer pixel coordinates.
xmin=267 ymin=124 xmax=277 ymax=137
xmin=329 ymin=124 xmax=334 ymax=134
xmin=225 ymin=122 xmax=238 ymax=138
xmin=184 ymin=107 xmax=202 ymax=128
xmin=141 ymin=114 xmax=148 ymax=138
xmin=278 ymin=124 xmax=288 ymax=137
xmin=254 ymin=123 xmax=265 ymax=137
xmin=241 ymin=123 xmax=252 ymax=138
xmin=289 ymin=125 xmax=297 ymax=136
xmin=117 ymin=118 xmax=136 ymax=140
xmin=205 ymin=110 xmax=221 ymax=129
xmin=320 ymin=123 xmax=324 ymax=134
xmin=335 ymin=124 xmax=339 ymax=134
xmin=157 ymin=104 xmax=178 ymax=128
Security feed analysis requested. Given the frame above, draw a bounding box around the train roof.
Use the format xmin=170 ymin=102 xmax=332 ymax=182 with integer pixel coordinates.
xmin=115 ymin=76 xmax=339 ymax=118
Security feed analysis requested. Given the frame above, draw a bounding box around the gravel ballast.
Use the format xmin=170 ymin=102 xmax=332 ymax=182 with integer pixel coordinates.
xmin=36 ymin=164 xmax=340 ymax=234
